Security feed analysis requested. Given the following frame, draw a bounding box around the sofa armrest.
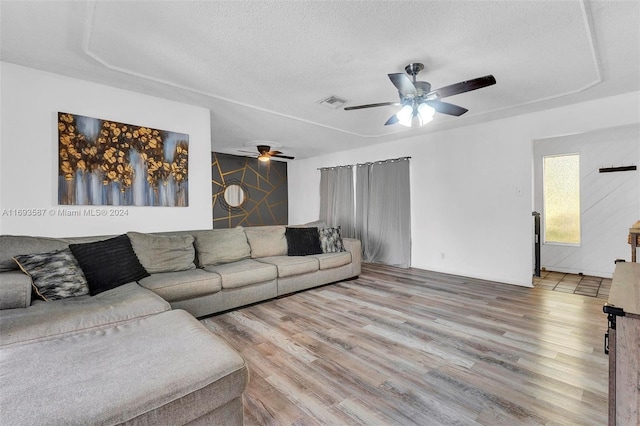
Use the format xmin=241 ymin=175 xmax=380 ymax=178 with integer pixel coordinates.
xmin=342 ymin=238 xmax=362 ymax=275
xmin=0 ymin=271 xmax=32 ymax=309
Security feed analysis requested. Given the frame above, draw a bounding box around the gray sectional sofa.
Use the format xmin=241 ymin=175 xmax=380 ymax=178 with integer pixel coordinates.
xmin=0 ymin=225 xmax=361 ymax=425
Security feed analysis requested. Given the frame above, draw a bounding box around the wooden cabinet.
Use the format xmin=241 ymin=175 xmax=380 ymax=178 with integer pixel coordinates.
xmin=604 ymin=262 xmax=640 ymax=425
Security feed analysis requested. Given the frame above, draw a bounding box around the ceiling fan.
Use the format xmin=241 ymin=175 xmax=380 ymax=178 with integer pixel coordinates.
xmin=345 ymin=63 xmax=496 ymax=127
xmin=239 ymin=145 xmax=295 ymax=162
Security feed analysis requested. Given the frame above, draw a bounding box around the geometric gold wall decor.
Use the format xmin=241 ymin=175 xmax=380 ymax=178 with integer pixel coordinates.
xmin=211 ymin=152 xmax=288 ymax=228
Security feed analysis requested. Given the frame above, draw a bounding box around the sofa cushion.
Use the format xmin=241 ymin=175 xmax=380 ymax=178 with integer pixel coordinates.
xmin=304 ymin=220 xmax=329 ymax=228
xmin=13 ymin=248 xmax=89 ymax=301
xmin=0 ymin=310 xmax=248 ymax=425
xmin=285 ymin=227 xmax=323 ymax=256
xmin=0 ymin=283 xmax=170 ymax=347
xmin=312 ymin=251 xmax=353 ymax=270
xmin=0 ymin=235 xmax=68 ymax=272
xmin=0 ymin=271 xmax=32 ymax=309
xmin=194 ymin=227 xmax=251 ymax=267
xmin=139 ymin=269 xmax=222 ymax=302
xmin=69 ymin=234 xmax=149 ymax=295
xmin=257 ymin=256 xmax=319 ymax=278
xmin=0 ymin=234 xmax=112 ymax=272
xmin=244 ymin=226 xmax=287 ymax=258
xmin=318 ymin=227 xmax=346 ymax=253
xmin=127 ymin=231 xmax=196 ymax=273
xmin=204 ymin=259 xmax=277 ymax=289
xmin=287 ymin=220 xmax=328 ymax=229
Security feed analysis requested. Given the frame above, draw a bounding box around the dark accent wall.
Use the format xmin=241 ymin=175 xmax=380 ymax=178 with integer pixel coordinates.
xmin=211 ymin=152 xmax=288 ymax=228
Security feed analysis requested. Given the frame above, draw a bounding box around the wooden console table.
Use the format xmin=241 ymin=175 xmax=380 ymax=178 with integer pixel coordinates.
xmin=604 ymin=262 xmax=640 ymax=425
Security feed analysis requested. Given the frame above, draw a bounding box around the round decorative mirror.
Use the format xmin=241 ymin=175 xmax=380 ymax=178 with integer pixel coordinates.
xmin=219 ymin=180 xmax=249 ymax=212
xmin=224 ymin=184 xmax=245 ymax=207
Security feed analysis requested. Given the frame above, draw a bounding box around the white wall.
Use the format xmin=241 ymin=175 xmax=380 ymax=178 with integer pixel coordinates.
xmin=0 ymin=62 xmax=212 ymax=237
xmin=289 ymin=91 xmax=640 ymax=287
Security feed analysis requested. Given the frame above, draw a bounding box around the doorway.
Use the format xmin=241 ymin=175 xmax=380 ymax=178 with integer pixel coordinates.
xmin=532 ymin=124 xmax=639 ymax=278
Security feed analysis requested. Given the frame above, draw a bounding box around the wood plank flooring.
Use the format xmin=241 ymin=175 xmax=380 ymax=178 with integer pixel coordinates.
xmin=201 ymin=263 xmax=609 ymax=425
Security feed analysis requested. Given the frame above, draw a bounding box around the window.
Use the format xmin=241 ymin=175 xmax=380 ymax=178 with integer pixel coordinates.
xmin=543 ymin=154 xmax=580 ymax=244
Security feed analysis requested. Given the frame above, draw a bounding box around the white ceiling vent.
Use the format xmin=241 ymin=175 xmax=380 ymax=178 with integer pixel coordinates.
xmin=317 ymin=95 xmax=348 ymax=109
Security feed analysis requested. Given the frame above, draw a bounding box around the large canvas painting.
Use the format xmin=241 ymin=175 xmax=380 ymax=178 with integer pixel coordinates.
xmin=58 ymin=112 xmax=189 ymax=206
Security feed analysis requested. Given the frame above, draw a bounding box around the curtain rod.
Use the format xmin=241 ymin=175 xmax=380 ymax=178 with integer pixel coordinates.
xmin=317 ymin=156 xmax=411 ymax=171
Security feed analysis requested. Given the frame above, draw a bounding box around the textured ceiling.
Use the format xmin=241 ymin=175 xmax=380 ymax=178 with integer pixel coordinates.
xmin=1 ymin=1 xmax=639 ymax=159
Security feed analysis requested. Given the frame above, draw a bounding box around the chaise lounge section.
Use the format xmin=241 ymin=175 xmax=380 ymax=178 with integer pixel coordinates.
xmin=0 ymin=224 xmax=361 ymax=424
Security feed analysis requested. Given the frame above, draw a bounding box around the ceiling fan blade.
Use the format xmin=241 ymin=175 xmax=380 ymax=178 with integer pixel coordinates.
xmin=426 ymin=100 xmax=468 ymax=116
xmin=384 ymin=114 xmax=399 ymax=126
xmin=430 ymin=75 xmax=496 ymax=99
xmin=268 ymin=150 xmax=282 ymax=156
xmin=272 ymin=154 xmax=295 ymax=160
xmin=344 ymin=101 xmax=398 ymax=111
xmin=388 ymin=73 xmax=417 ymax=97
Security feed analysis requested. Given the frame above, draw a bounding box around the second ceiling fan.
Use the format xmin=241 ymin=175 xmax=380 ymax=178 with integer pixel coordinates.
xmin=239 ymin=145 xmax=295 ymax=162
xmin=345 ymin=63 xmax=496 ymax=127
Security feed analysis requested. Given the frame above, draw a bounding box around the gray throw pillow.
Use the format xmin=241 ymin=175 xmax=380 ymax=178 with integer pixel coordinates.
xmin=194 ymin=227 xmax=251 ymax=267
xmin=318 ymin=227 xmax=346 ymax=253
xmin=127 ymin=232 xmax=196 ymax=274
xmin=13 ymin=248 xmax=89 ymax=301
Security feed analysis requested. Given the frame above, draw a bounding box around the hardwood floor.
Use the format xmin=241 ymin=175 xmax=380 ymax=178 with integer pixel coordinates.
xmin=202 ymin=263 xmax=609 ymax=425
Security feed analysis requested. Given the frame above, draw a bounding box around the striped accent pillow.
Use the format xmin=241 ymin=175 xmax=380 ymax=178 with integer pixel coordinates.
xmin=69 ymin=234 xmax=149 ymax=296
xmin=285 ymin=227 xmax=323 ymax=256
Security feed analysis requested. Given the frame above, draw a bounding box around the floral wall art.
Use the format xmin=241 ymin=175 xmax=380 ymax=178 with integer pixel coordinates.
xmin=58 ymin=112 xmax=189 ymax=206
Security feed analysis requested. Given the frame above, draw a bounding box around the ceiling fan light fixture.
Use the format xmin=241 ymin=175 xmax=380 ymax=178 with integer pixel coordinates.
xmin=258 ymin=154 xmax=270 ymax=162
xmin=396 ymin=105 xmax=414 ymax=127
xmin=397 ymin=103 xmax=435 ymax=127
xmin=416 ymin=102 xmax=435 ymax=126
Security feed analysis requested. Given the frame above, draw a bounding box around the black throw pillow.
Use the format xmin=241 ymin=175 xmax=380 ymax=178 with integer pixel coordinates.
xmin=69 ymin=234 xmax=149 ymax=296
xmin=285 ymin=227 xmax=323 ymax=256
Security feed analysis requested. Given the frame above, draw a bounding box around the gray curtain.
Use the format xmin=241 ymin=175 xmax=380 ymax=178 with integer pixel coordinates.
xmin=356 ymin=158 xmax=411 ymax=267
xmin=355 ymin=164 xmax=369 ymax=244
xmin=319 ymin=166 xmax=355 ymax=238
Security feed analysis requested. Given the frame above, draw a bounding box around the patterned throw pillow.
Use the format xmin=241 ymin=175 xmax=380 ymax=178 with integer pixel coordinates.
xmin=318 ymin=227 xmax=346 ymax=253
xmin=13 ymin=248 xmax=89 ymax=301
xmin=69 ymin=234 xmax=149 ymax=296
